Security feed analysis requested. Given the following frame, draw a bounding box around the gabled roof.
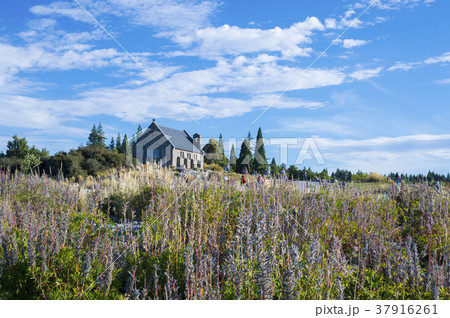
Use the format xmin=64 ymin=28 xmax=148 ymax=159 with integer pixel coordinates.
xmin=153 ymin=123 xmax=202 ymax=154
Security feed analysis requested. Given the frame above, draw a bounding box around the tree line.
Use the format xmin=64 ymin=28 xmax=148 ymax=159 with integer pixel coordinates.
xmin=1 ymin=124 xmax=449 ymax=183
xmin=0 ymin=123 xmax=142 ymax=178
xmin=202 ymin=127 xmax=269 ymax=174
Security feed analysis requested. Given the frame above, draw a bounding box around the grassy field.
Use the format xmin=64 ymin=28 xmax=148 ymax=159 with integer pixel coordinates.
xmin=0 ymin=165 xmax=449 ymax=300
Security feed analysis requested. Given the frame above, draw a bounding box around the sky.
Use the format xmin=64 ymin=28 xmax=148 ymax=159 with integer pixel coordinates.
xmin=0 ymin=0 xmax=449 ymax=174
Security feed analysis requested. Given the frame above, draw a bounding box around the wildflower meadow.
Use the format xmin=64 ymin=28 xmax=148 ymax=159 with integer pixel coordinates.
xmin=0 ymin=165 xmax=449 ymax=300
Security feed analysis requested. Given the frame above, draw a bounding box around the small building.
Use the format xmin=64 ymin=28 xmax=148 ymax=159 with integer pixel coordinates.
xmin=135 ymin=120 xmax=203 ymax=169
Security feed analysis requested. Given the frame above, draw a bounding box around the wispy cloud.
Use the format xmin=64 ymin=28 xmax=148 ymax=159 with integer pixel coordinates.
xmin=31 ymin=0 xmax=220 ymax=31
xmin=354 ymin=0 xmax=434 ymax=10
xmin=435 ymin=78 xmax=450 ymax=85
xmin=388 ymin=52 xmax=450 ymax=72
xmin=316 ymin=133 xmax=450 ymax=173
xmin=337 ymin=38 xmax=370 ymax=49
xmin=350 ymin=67 xmax=383 ymax=80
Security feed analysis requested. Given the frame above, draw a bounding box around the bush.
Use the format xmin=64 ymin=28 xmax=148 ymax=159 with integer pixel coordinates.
xmin=83 ymin=159 xmax=102 ymax=176
xmin=41 ymin=146 xmax=126 ymax=178
xmin=101 ymin=186 xmax=164 ymax=221
xmin=204 ymin=163 xmax=223 ymax=172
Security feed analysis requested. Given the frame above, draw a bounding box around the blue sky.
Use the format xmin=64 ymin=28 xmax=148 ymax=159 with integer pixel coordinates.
xmin=0 ymin=0 xmax=449 ymax=174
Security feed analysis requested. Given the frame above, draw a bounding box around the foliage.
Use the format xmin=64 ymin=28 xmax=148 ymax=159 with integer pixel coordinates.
xmin=0 ymin=167 xmax=449 ymax=300
xmin=236 ymin=138 xmax=252 ymax=174
xmin=204 ymin=163 xmax=223 ymax=172
xmin=229 ymin=144 xmax=237 ymax=171
xmin=253 ymin=127 xmax=268 ymax=174
xmin=21 ymin=153 xmax=41 ymax=173
xmin=2 ymin=136 xmax=48 ymax=174
xmin=6 ymin=135 xmax=29 ymax=159
xmin=88 ymin=123 xmax=106 ymax=148
xmin=218 ymin=134 xmax=225 ymax=156
xmin=119 ymin=134 xmax=128 ymax=155
xmin=202 ymin=138 xmax=228 ymax=167
xmin=42 ymin=145 xmax=126 ymax=178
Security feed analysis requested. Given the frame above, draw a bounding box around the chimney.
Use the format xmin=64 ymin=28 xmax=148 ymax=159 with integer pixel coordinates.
xmin=193 ymin=133 xmax=201 ymax=151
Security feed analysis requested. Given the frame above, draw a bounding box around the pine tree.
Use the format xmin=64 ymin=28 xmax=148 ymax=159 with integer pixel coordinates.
xmin=230 ymin=144 xmax=237 ymax=169
xmin=88 ymin=123 xmax=106 ymax=148
xmin=120 ymin=134 xmax=128 ymax=154
xmin=116 ymin=133 xmax=121 ymax=151
xmin=109 ymin=137 xmax=115 ymax=151
xmin=270 ymin=157 xmax=278 ymax=176
xmin=218 ymin=133 xmax=224 ymax=155
xmin=136 ymin=125 xmax=143 ymax=139
xmin=88 ymin=124 xmax=98 ymax=146
xmin=253 ymin=127 xmax=268 ymax=173
xmin=96 ymin=123 xmax=106 ymax=148
xmin=236 ymin=138 xmax=252 ymax=174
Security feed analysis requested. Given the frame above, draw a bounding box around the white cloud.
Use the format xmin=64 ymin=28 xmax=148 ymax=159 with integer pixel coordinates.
xmin=318 ymin=134 xmax=450 ymax=148
xmin=27 ymin=18 xmax=58 ymax=30
xmin=350 ymin=67 xmax=383 ymax=80
xmin=30 ymin=0 xmax=219 ymax=31
xmin=0 ymin=33 xmax=179 ymax=94
xmin=354 ymin=0 xmax=434 ymax=10
xmin=315 ymin=133 xmax=450 ymax=174
xmin=324 ymin=17 xmax=364 ymax=30
xmin=166 ymin=17 xmax=325 ymax=59
xmin=108 ymin=0 xmax=219 ymax=31
xmin=0 ymin=52 xmax=344 ymax=128
xmin=30 ymin=1 xmax=95 ymax=24
xmin=0 ymin=42 xmax=122 ymax=87
xmin=0 ymin=90 xmax=324 ymax=130
xmin=336 ymin=38 xmax=370 ymax=49
xmin=424 ymin=52 xmax=450 ymax=65
xmin=388 ymin=52 xmax=450 ymax=73
xmin=388 ymin=62 xmax=416 ymax=71
xmin=435 ymin=78 xmax=450 ymax=85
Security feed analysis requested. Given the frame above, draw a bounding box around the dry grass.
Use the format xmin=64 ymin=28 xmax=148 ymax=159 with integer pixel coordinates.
xmin=0 ymin=166 xmax=449 ymax=300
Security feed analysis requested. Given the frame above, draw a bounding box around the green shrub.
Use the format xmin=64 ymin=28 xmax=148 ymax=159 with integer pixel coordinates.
xmin=204 ymin=163 xmax=223 ymax=172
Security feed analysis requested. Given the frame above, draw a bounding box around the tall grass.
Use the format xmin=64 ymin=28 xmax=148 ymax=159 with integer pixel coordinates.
xmin=0 ymin=165 xmax=449 ymax=299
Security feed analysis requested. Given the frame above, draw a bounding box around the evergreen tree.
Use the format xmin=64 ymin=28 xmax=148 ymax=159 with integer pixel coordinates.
xmin=88 ymin=124 xmax=98 ymax=146
xmin=96 ymin=123 xmax=106 ymax=148
xmin=270 ymin=157 xmax=279 ymax=176
xmin=236 ymin=138 xmax=252 ymax=174
xmin=253 ymin=127 xmax=268 ymax=173
xmin=88 ymin=123 xmax=106 ymax=148
xmin=218 ymin=133 xmax=224 ymax=155
xmin=229 ymin=144 xmax=237 ymax=169
xmin=247 ymin=131 xmax=253 ymax=152
xmin=136 ymin=125 xmax=143 ymax=139
xmin=116 ymin=133 xmax=122 ymax=151
xmin=6 ymin=135 xmax=29 ymax=159
xmin=109 ymin=137 xmax=115 ymax=151
xmin=120 ymin=134 xmax=128 ymax=154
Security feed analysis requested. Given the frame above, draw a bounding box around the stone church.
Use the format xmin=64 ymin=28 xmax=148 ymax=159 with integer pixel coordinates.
xmin=135 ymin=120 xmax=203 ymax=169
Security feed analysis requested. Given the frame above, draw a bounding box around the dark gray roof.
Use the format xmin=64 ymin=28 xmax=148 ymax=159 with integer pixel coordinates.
xmin=156 ymin=124 xmax=202 ymax=153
